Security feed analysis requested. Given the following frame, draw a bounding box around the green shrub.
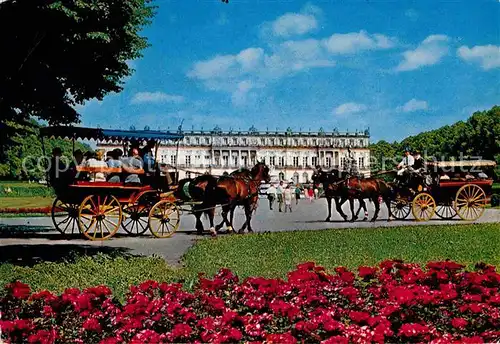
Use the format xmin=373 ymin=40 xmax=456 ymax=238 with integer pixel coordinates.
xmin=0 ymin=184 xmax=54 ymax=197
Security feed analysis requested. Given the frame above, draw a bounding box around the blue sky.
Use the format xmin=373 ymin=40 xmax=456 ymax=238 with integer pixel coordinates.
xmin=77 ymin=0 xmax=500 ymax=142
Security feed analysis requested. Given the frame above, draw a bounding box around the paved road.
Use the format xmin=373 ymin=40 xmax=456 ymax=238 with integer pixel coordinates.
xmin=1 ymin=199 xmax=499 ymax=266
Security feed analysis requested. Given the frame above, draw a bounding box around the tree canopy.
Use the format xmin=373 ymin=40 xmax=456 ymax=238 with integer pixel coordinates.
xmin=0 ymin=0 xmax=155 ymax=125
xmin=370 ymin=106 xmax=500 ymax=178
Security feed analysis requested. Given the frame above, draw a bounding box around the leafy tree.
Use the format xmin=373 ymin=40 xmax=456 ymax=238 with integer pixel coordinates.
xmin=0 ymin=121 xmax=91 ymax=181
xmin=0 ymin=0 xmax=155 ymax=126
xmin=370 ymin=106 xmax=500 ymax=178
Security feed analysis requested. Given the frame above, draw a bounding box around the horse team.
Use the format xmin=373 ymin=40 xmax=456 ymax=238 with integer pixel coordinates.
xmin=175 ymin=162 xmax=395 ymax=235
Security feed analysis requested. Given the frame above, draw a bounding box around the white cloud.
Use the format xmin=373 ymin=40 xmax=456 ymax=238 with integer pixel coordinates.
xmin=272 ymin=13 xmax=318 ymax=38
xmin=396 ymin=34 xmax=449 ymax=71
xmin=398 ymin=99 xmax=428 ymax=112
xmin=261 ymin=4 xmax=322 ymax=39
xmin=333 ymin=102 xmax=367 ymax=115
xmin=322 ymin=31 xmax=396 ymax=54
xmin=130 ymin=92 xmax=184 ymax=104
xmin=457 ymin=45 xmax=500 ymax=70
xmin=231 ymin=80 xmax=256 ymax=106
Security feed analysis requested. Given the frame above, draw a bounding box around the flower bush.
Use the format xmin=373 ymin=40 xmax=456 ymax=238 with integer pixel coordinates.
xmin=1 ymin=260 xmax=499 ymax=343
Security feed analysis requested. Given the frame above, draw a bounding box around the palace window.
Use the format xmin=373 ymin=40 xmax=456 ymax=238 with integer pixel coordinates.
xmin=303 ymin=139 xmax=308 ymax=146
xmin=186 ymin=171 xmax=191 ymax=179
xmin=223 ymin=138 xmax=228 ymax=145
xmin=279 ymin=138 xmax=284 ymax=146
xmin=294 ymin=139 xmax=299 ymax=146
xmin=278 ymin=157 xmax=284 ymax=167
xmin=325 ymin=157 xmax=332 ymax=168
xmin=341 ymin=139 xmax=345 ymax=147
xmin=222 ymin=156 xmax=229 ymax=167
xmin=303 ymin=157 xmax=308 ymax=166
xmin=270 ymin=138 xmax=275 ymax=145
xmin=232 ymin=156 xmax=238 ymax=166
xmin=261 ymin=138 xmax=266 ymax=145
xmin=312 ymin=139 xmax=317 ymax=146
xmin=311 ymin=156 xmax=318 ymax=167
xmin=293 ymin=157 xmax=299 ymax=167
xmin=196 ymin=137 xmax=200 ymax=145
xmin=269 ymin=156 xmax=276 ymax=166
xmin=233 ymin=138 xmax=238 ymax=145
xmin=185 ymin=156 xmax=191 ymax=166
xmin=359 ymin=157 xmax=365 ymax=168
xmin=327 ymin=139 xmax=332 ymax=146
xmin=242 ymin=138 xmax=247 ymax=145
xmin=215 ymin=157 xmax=220 ymax=165
xmin=205 ymin=137 xmax=210 ymax=145
xmin=170 ymin=155 xmax=177 ymax=165
xmin=205 ymin=155 xmax=211 ymax=162
xmin=359 ymin=139 xmax=364 ymax=147
xmin=185 ymin=137 xmax=190 ymax=144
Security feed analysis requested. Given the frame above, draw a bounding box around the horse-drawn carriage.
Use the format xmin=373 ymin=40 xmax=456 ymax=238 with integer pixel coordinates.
xmin=41 ymin=126 xmax=184 ymax=241
xmin=390 ymin=160 xmax=496 ymax=221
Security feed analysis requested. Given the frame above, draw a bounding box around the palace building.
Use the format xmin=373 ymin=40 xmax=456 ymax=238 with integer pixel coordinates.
xmin=98 ymin=126 xmax=371 ymax=184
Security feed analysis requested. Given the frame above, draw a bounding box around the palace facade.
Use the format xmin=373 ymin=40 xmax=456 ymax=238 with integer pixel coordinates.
xmin=98 ymin=126 xmax=371 ymax=184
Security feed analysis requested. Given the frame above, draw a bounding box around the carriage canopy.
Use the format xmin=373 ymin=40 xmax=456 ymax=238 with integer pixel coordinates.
xmin=426 ymin=160 xmax=496 ymax=169
xmin=39 ymin=126 xmax=184 ymax=142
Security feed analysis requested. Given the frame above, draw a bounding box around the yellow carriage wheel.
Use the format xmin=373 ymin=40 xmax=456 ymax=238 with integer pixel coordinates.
xmin=454 ymin=184 xmax=486 ymax=221
xmin=411 ymin=192 xmax=436 ymax=221
xmin=78 ymin=195 xmax=122 ymax=241
xmin=148 ymin=200 xmax=180 ymax=238
xmin=51 ymin=198 xmax=79 ymax=235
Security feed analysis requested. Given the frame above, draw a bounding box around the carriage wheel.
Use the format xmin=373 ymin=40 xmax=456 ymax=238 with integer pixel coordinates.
xmin=390 ymin=198 xmax=411 ymax=220
xmin=412 ymin=192 xmax=436 ymax=221
xmin=51 ymin=198 xmax=79 ymax=235
xmin=435 ymin=204 xmax=457 ymax=220
xmin=148 ymin=201 xmax=180 ymax=238
xmin=121 ymin=204 xmax=150 ymax=236
xmin=78 ymin=195 xmax=122 ymax=241
xmin=454 ymin=184 xmax=486 ymax=221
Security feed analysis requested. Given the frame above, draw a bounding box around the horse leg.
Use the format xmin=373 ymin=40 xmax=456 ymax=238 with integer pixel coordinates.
xmin=239 ymin=203 xmax=253 ymax=234
xmin=207 ymin=207 xmax=216 ymax=232
xmin=370 ymin=196 xmax=380 ymax=222
xmin=335 ymin=197 xmax=348 ymax=221
xmin=325 ymin=196 xmax=332 ymax=222
xmin=356 ymin=199 xmax=368 ymax=221
xmin=216 ymin=204 xmax=231 ymax=233
xmin=229 ymin=206 xmax=237 ymax=233
xmin=384 ymin=197 xmax=392 ymax=222
xmin=349 ymin=198 xmax=357 ymax=222
xmin=193 ymin=208 xmax=204 ymax=235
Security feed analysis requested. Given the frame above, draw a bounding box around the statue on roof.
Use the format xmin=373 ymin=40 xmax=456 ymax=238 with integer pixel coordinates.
xmin=249 ymin=125 xmax=257 ymax=132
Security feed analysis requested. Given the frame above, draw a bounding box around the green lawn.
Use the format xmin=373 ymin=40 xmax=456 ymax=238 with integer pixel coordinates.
xmin=0 ymin=196 xmax=53 ymax=209
xmin=1 ymin=223 xmax=499 ymax=301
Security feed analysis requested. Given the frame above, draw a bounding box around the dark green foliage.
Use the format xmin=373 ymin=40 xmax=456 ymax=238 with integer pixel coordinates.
xmin=0 ymin=121 xmax=91 ymax=180
xmin=0 ymin=0 xmax=155 ymax=126
xmin=370 ymin=106 xmax=500 ymax=176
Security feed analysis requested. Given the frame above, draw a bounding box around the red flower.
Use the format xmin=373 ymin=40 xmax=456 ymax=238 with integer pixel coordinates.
xmin=27 ymin=329 xmax=58 ymax=344
xmin=348 ymin=310 xmax=371 ymax=324
xmin=7 ymin=281 xmax=31 ymax=299
xmin=170 ymin=323 xmax=192 ymax=340
xmin=83 ymin=318 xmax=102 ymax=333
xmin=451 ymin=318 xmax=468 ymax=329
xmin=358 ymin=266 xmax=378 ymax=279
xmin=265 ymin=332 xmax=297 ymax=344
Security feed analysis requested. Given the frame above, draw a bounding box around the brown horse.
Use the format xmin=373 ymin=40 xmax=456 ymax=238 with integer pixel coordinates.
xmin=175 ymin=174 xmax=218 ymax=235
xmin=342 ymin=177 xmax=393 ymax=222
xmin=312 ymin=169 xmax=367 ymax=222
xmin=214 ymin=161 xmax=270 ymax=234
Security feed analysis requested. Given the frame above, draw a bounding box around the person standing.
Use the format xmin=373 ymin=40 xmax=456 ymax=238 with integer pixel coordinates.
xmin=294 ymin=185 xmax=301 ymax=205
xmin=308 ymin=187 xmax=314 ymax=203
xmin=276 ymin=181 xmax=284 ymax=212
xmin=314 ymin=187 xmax=319 ymax=199
xmin=267 ymin=184 xmax=277 ymax=210
xmin=284 ymin=185 xmax=293 ymax=212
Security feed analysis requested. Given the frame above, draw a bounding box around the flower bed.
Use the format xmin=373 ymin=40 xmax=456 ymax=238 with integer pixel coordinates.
xmin=0 ymin=206 xmax=52 ymax=214
xmin=1 ymin=260 xmax=499 ymax=343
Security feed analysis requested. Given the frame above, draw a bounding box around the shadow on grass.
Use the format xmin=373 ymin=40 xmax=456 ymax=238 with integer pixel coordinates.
xmin=0 ymin=244 xmax=134 ymax=266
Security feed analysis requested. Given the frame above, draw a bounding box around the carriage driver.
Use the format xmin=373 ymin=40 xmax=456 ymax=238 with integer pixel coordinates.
xmin=396 ymin=148 xmax=414 ymax=185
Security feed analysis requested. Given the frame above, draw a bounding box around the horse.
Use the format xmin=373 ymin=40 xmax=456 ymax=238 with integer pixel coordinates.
xmin=175 ymin=174 xmax=218 ymax=235
xmin=340 ymin=176 xmax=394 ymax=222
xmin=214 ymin=161 xmax=270 ymax=234
xmin=311 ymin=168 xmax=368 ymax=222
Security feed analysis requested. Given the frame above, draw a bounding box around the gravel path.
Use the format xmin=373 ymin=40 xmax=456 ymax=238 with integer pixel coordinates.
xmin=1 ymin=199 xmax=498 ymax=266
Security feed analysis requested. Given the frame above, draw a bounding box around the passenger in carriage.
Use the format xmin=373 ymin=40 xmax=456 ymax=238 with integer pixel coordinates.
xmin=121 ymin=148 xmax=143 ymax=184
xmin=68 ymin=149 xmax=85 ymax=180
xmin=106 ymin=149 xmax=123 ymax=183
xmin=48 ymin=147 xmax=68 ymax=187
xmin=141 ymin=140 xmax=157 ymax=174
xmin=396 ymin=148 xmax=414 ymax=185
xmin=85 ymin=150 xmax=107 ymax=182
